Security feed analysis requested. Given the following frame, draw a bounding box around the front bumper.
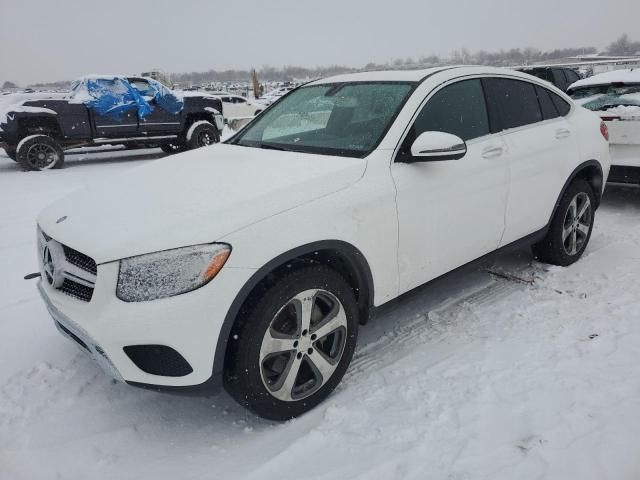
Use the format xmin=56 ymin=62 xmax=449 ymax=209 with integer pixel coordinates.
xmin=38 ymin=280 xmax=124 ymax=381
xmin=38 ymin=257 xmax=254 ymax=388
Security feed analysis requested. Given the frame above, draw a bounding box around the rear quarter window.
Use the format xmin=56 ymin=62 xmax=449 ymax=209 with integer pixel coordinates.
xmin=535 ymin=85 xmax=560 ymax=120
xmin=550 ymin=92 xmax=571 ymax=116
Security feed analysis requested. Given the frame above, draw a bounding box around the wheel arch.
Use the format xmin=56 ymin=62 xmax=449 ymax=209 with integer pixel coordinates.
xmin=214 ymin=240 xmax=375 ymax=378
xmin=551 ymin=160 xmax=604 ymax=220
xmin=184 ymin=112 xmax=218 ymax=131
xmin=17 ymin=115 xmax=63 ymax=140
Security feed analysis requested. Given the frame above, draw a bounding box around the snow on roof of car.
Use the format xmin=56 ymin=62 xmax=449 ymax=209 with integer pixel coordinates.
xmin=74 ymin=74 xmax=128 ymax=82
xmin=569 ymin=68 xmax=640 ymax=90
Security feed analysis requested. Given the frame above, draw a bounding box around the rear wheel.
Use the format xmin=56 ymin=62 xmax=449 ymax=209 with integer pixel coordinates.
xmin=533 ymin=178 xmax=595 ymax=266
xmin=224 ymin=266 xmax=359 ymax=420
xmin=185 ymin=121 xmax=219 ymax=150
xmin=16 ymin=135 xmax=64 ymax=171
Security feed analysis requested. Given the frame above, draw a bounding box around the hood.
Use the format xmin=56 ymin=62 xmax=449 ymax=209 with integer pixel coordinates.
xmin=37 ymin=144 xmax=366 ymax=264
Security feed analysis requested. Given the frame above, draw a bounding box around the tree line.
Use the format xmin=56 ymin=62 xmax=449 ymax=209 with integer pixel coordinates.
xmin=12 ymin=33 xmax=640 ymax=89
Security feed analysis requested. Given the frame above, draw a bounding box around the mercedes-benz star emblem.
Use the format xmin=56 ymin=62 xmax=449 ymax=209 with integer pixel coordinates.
xmin=42 ymin=240 xmax=65 ymax=288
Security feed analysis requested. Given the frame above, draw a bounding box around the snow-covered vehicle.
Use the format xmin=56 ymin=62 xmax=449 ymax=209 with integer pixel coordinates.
xmin=259 ymin=86 xmax=294 ymax=105
xmin=216 ymin=94 xmax=264 ymax=119
xmin=33 ymin=66 xmax=609 ymax=420
xmin=568 ymin=69 xmax=640 ymax=183
xmin=0 ymin=75 xmax=224 ymax=171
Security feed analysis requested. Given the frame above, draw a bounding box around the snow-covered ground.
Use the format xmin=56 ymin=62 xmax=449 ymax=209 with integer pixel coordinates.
xmin=1 ymin=147 xmax=640 ymax=480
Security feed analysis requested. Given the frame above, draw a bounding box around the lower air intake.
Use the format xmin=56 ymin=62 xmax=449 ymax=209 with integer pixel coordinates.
xmin=123 ymin=345 xmax=193 ymax=377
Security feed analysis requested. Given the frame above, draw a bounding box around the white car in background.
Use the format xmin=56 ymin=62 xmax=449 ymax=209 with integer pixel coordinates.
xmin=260 ymin=86 xmax=294 ymax=105
xmin=34 ymin=66 xmax=609 ymax=420
xmin=568 ymin=69 xmax=640 ymax=183
xmin=217 ymin=94 xmax=264 ymax=119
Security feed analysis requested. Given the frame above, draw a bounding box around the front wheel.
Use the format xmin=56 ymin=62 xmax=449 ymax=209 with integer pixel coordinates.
xmin=224 ymin=266 xmax=359 ymax=420
xmin=16 ymin=135 xmax=64 ymax=171
xmin=160 ymin=143 xmax=186 ymax=154
xmin=185 ymin=121 xmax=219 ymax=150
xmin=533 ymin=178 xmax=595 ymax=266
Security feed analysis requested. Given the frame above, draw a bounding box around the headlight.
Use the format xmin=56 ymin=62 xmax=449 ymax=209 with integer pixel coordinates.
xmin=116 ymin=243 xmax=231 ymax=302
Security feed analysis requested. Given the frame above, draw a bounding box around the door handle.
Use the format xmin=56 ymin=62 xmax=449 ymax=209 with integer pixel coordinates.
xmin=555 ymin=128 xmax=571 ymax=139
xmin=482 ymin=145 xmax=504 ymax=159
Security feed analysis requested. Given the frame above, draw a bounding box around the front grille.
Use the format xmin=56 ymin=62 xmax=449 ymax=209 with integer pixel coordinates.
xmin=63 ymin=245 xmax=97 ymax=275
xmin=39 ymin=228 xmax=98 ymax=303
xmin=61 ymin=278 xmax=94 ymax=302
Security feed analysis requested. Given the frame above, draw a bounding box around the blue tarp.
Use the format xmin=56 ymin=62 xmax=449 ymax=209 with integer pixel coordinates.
xmin=75 ymin=77 xmax=183 ymax=121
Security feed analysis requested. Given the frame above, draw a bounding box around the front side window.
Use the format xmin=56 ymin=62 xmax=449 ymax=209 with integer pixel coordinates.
xmin=409 ymin=79 xmax=490 ymax=145
xmin=231 ymin=82 xmax=415 ymax=157
xmin=483 ymin=78 xmax=543 ymax=131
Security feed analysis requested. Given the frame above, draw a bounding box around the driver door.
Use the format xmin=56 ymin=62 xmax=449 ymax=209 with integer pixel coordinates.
xmin=391 ymin=78 xmax=509 ymax=293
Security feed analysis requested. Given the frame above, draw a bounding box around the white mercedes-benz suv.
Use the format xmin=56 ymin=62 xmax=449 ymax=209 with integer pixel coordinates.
xmin=34 ymin=66 xmax=610 ymax=420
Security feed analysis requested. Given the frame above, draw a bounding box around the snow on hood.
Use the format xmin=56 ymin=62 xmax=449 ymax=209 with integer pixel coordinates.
xmin=569 ymin=68 xmax=640 ymax=90
xmin=0 ymin=92 xmax=67 ymax=126
xmin=37 ymin=144 xmax=366 ymax=264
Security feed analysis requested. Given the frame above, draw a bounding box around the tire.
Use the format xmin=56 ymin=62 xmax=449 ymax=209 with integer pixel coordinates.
xmin=4 ymin=146 xmax=17 ymax=161
xmin=533 ymin=178 xmax=595 ymax=266
xmin=16 ymin=135 xmax=64 ymax=171
xmin=224 ymin=266 xmax=359 ymax=420
xmin=160 ymin=143 xmax=186 ymax=154
xmin=185 ymin=121 xmax=219 ymax=150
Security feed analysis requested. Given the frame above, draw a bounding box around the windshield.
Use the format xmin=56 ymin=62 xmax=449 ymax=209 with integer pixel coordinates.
xmin=230 ymin=82 xmax=415 ymax=157
xmin=569 ymin=83 xmax=640 ymax=111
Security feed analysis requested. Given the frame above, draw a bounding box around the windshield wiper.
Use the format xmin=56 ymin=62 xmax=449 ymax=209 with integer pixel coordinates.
xmin=235 ymin=141 xmax=294 ymax=151
xmin=258 ymin=143 xmax=292 ymax=151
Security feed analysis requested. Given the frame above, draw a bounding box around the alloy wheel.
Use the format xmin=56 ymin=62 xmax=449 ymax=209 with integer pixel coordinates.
xmin=562 ymin=192 xmax=592 ymax=256
xmin=197 ymin=131 xmax=213 ymax=146
xmin=26 ymin=143 xmax=59 ymax=170
xmin=259 ymin=289 xmax=348 ymax=401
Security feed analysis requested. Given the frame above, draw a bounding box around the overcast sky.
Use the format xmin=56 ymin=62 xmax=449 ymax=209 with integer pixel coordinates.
xmin=1 ymin=0 xmax=638 ymax=85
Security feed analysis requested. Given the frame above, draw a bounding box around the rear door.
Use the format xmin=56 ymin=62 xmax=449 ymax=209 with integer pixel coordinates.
xmin=91 ymin=78 xmax=138 ymax=137
xmin=483 ymin=78 xmax=578 ymax=244
xmin=128 ymin=78 xmax=182 ymax=133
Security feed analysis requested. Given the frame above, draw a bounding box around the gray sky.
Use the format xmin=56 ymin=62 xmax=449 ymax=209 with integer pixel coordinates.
xmin=1 ymin=0 xmax=638 ymax=85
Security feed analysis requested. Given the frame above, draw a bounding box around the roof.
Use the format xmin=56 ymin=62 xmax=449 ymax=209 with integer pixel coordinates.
xmin=309 ymin=67 xmax=450 ymax=84
xmin=308 ymin=66 xmax=539 ymax=85
xmin=569 ymin=68 xmax=640 ymax=90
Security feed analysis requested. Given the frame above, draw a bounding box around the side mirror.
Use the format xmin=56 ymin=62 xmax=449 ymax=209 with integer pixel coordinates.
xmin=409 ymin=131 xmax=467 ymax=161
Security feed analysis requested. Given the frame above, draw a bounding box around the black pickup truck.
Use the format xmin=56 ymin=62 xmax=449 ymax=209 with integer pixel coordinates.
xmin=0 ymin=75 xmax=224 ymax=171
